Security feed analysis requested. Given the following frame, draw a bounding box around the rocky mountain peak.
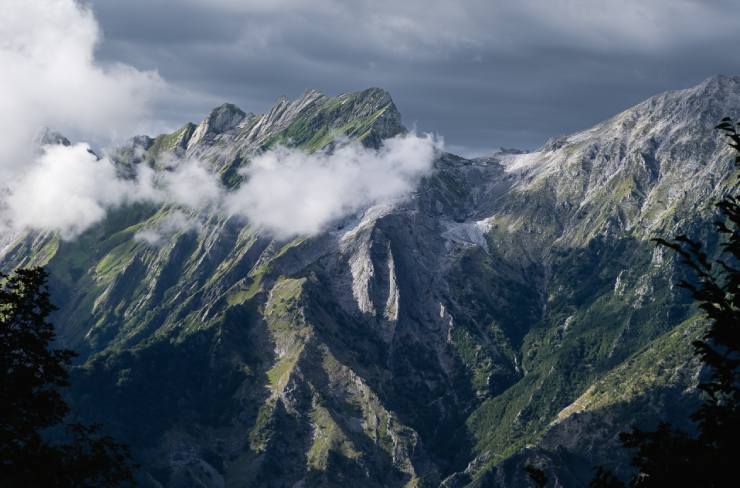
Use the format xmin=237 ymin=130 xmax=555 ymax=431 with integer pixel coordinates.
xmin=188 ymin=102 xmax=247 ymax=147
xmin=330 ymin=87 xmax=404 ymax=145
xmin=351 ymin=86 xmax=393 ymax=106
xmin=207 ymin=102 xmax=247 ymax=130
xmin=223 ymin=87 xmax=403 ymax=155
xmin=695 ymin=73 xmax=740 ymax=93
xmin=35 ymin=127 xmax=71 ymax=147
xmin=611 ymin=74 xmax=740 ymax=133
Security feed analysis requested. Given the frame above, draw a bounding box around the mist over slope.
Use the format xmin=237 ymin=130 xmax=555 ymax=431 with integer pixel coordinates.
xmin=1 ymin=90 xmax=438 ymax=240
xmin=2 ymin=76 xmax=739 ymax=487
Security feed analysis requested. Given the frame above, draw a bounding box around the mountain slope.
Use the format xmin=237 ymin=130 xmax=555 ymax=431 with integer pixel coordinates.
xmin=2 ymin=76 xmax=739 ymax=487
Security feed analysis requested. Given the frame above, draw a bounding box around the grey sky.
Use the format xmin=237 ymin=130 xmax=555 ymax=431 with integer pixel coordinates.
xmin=85 ymin=0 xmax=740 ymax=156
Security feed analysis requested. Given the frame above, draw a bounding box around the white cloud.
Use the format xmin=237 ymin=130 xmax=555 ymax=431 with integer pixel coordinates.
xmin=4 ymin=144 xmax=138 ymax=239
xmin=154 ymin=158 xmax=224 ymax=210
xmin=134 ymin=210 xmax=201 ymax=245
xmin=0 ymin=0 xmax=163 ymax=181
xmin=225 ymin=134 xmax=440 ymax=238
xmin=175 ymin=0 xmax=738 ymax=57
xmin=2 ymin=134 xmax=439 ymax=240
xmin=2 ymin=146 xmax=222 ymax=239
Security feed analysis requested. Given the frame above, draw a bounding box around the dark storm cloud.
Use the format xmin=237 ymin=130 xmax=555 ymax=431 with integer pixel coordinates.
xmin=87 ymin=0 xmax=740 ymax=155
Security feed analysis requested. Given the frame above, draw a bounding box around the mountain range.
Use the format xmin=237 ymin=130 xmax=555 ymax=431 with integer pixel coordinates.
xmin=2 ymin=75 xmax=739 ymax=487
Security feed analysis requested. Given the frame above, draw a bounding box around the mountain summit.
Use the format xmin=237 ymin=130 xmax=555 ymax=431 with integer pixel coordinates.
xmin=187 ymin=103 xmax=248 ymax=147
xmin=1 ymin=77 xmax=738 ymax=487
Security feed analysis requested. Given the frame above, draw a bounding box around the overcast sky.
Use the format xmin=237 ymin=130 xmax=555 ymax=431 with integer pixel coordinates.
xmin=83 ymin=0 xmax=740 ymax=155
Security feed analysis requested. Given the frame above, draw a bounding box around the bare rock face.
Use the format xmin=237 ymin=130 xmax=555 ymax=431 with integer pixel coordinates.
xmin=188 ymin=103 xmax=247 ymax=147
xmin=2 ymin=77 xmax=739 ymax=487
xmin=35 ymin=127 xmax=71 ymax=147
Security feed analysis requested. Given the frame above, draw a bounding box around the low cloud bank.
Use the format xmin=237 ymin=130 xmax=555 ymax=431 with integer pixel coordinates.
xmin=226 ymin=134 xmax=439 ymax=238
xmin=2 ymin=145 xmax=223 ymax=240
xmin=133 ymin=210 xmax=203 ymax=246
xmin=5 ymin=144 xmax=138 ymax=239
xmin=0 ymin=0 xmax=164 ymax=239
xmin=1 ymin=134 xmax=440 ymax=240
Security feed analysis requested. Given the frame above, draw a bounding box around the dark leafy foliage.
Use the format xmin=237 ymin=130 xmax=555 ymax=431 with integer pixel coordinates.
xmin=589 ymin=466 xmax=625 ymax=488
xmin=524 ymin=464 xmax=547 ymax=487
xmin=0 ymin=267 xmax=135 ymax=487
xmin=591 ymin=119 xmax=740 ymax=487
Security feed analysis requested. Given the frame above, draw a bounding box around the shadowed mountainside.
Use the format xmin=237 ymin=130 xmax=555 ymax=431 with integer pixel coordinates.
xmin=2 ymin=76 xmax=739 ymax=487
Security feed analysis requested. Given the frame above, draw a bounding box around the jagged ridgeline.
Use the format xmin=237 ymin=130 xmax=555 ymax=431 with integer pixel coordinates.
xmin=1 ymin=76 xmax=739 ymax=487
